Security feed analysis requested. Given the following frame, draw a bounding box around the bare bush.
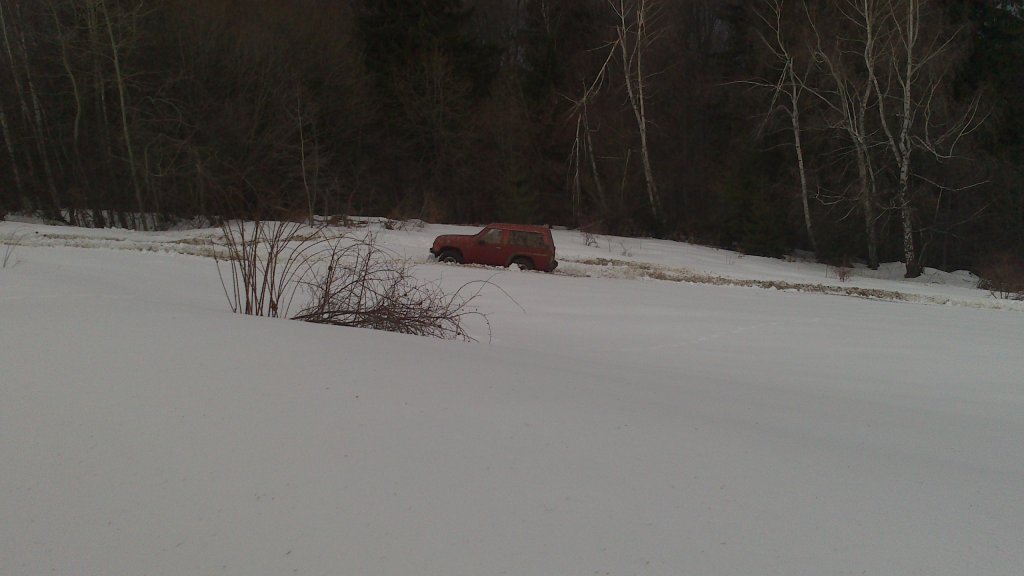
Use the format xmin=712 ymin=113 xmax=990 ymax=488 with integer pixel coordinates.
xmin=215 ymin=219 xmax=319 ymax=317
xmin=826 ymin=265 xmax=853 ymax=283
xmin=977 ymin=253 xmax=1024 ymax=300
xmin=1 ymin=229 xmax=29 ymax=268
xmin=825 ymin=256 xmax=853 ymax=283
xmin=292 ymin=237 xmax=487 ymax=341
xmin=835 ymin=266 xmax=852 ymax=283
xmin=216 ymin=219 xmax=488 ymax=339
xmin=616 ymin=239 xmax=641 ymax=257
xmin=580 ymin=221 xmax=602 ymax=248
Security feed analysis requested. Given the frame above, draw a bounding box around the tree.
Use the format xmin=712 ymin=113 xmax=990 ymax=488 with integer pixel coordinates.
xmin=751 ymin=0 xmax=818 ymax=257
xmin=804 ymin=0 xmax=884 ymax=269
xmin=99 ymin=0 xmax=147 ymax=227
xmin=565 ymin=0 xmax=666 ymax=231
xmin=866 ymin=0 xmax=982 ymax=276
xmin=614 ymin=0 xmax=663 ymax=225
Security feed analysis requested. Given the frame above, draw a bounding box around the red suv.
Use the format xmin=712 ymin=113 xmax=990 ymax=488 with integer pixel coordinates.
xmin=430 ymin=224 xmax=558 ymax=272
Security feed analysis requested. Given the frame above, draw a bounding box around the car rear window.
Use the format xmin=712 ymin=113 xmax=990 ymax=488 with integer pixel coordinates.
xmin=509 ymin=231 xmax=546 ymax=248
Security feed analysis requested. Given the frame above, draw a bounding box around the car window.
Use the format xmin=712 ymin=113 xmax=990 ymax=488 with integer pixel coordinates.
xmin=480 ymin=228 xmax=503 ymax=244
xmin=509 ymin=231 xmax=546 ymax=248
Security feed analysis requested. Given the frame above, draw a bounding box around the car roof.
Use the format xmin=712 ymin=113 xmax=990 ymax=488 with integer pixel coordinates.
xmin=485 ymin=223 xmax=551 ymax=233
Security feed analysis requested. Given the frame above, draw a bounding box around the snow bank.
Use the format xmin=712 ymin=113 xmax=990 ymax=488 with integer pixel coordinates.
xmin=2 ymin=221 xmax=1022 ymax=575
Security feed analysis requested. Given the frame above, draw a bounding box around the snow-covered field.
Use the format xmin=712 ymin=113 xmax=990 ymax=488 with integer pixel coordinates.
xmin=2 ymin=218 xmax=1022 ymax=575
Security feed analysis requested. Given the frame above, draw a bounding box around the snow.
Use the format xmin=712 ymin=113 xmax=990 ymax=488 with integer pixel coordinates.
xmin=2 ymin=219 xmax=1022 ymax=575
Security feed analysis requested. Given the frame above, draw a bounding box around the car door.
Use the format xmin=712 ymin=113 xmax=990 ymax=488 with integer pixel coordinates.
xmin=474 ymin=227 xmax=507 ymax=266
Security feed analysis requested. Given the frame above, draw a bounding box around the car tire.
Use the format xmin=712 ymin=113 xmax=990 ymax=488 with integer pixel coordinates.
xmin=511 ymin=257 xmax=534 ymax=271
xmin=438 ymin=249 xmax=462 ymax=264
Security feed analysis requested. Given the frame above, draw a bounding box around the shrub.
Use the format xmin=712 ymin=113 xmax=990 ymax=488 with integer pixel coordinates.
xmin=292 ymin=236 xmax=487 ymax=340
xmin=581 ymin=230 xmax=599 ymax=248
xmin=215 ymin=218 xmax=317 ymax=317
xmin=579 ymin=220 xmax=603 ymax=248
xmin=216 ymin=219 xmax=487 ymax=339
xmin=977 ymin=252 xmax=1024 ymax=300
xmin=1 ymin=229 xmax=28 ymax=268
xmin=825 ymin=256 xmax=853 ymax=283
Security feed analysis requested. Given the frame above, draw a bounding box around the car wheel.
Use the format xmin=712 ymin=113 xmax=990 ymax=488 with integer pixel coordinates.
xmin=438 ymin=249 xmax=462 ymax=264
xmin=511 ymin=257 xmax=534 ymax=271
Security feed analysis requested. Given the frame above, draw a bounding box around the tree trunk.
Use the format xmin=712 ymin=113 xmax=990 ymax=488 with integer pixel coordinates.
xmin=897 ymin=1 xmax=920 ymax=278
xmin=101 ymin=0 xmax=146 ymax=229
xmin=854 ymin=111 xmax=879 ymax=269
xmin=787 ymin=63 xmax=817 ymax=257
xmin=52 ymin=1 xmax=92 ymax=221
xmin=583 ymin=107 xmax=608 ymax=214
xmin=635 ymin=54 xmax=661 ymax=224
xmin=896 ymin=81 xmax=918 ymax=276
xmin=297 ymin=94 xmax=314 ymax=226
xmin=855 ymin=146 xmax=879 ymax=270
xmin=0 ymin=96 xmax=25 ymax=204
xmin=86 ymin=0 xmax=115 ymax=199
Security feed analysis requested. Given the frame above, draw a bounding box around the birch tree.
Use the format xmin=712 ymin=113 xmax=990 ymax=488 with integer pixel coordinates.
xmin=567 ymin=39 xmax=618 ymax=224
xmin=568 ymin=0 xmax=664 ymax=229
xmin=752 ymin=0 xmax=818 ymax=256
xmin=804 ymin=0 xmax=884 ymax=269
xmin=613 ymin=0 xmax=662 ymax=224
xmin=868 ymin=0 xmax=982 ymax=277
xmin=805 ymin=0 xmax=983 ymax=276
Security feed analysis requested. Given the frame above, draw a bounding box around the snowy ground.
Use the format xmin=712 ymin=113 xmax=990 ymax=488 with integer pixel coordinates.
xmin=2 ymin=218 xmax=1022 ymax=575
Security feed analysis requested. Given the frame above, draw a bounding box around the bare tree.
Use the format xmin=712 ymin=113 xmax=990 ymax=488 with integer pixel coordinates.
xmin=803 ymin=0 xmax=884 ymax=269
xmin=567 ymin=38 xmax=619 ymax=224
xmin=99 ymin=0 xmax=147 ymax=228
xmin=789 ymin=0 xmax=986 ymax=274
xmin=752 ymin=0 xmax=818 ymax=256
xmin=566 ymin=0 xmax=665 ymax=228
xmin=294 ymin=91 xmax=321 ymax=226
xmin=868 ymin=0 xmax=983 ymax=277
xmin=613 ymin=0 xmax=662 ymax=224
xmin=48 ymin=0 xmax=90 ymax=216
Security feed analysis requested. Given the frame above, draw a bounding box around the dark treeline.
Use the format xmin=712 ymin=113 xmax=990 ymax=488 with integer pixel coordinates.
xmin=1 ymin=0 xmax=1021 ymax=274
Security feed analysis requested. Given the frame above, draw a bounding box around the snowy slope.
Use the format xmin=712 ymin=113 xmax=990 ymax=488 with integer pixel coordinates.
xmin=1 ymin=220 xmax=1022 ymax=575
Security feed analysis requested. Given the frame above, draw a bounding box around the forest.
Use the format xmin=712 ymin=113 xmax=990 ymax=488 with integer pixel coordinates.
xmin=1 ymin=0 xmax=1022 ymax=276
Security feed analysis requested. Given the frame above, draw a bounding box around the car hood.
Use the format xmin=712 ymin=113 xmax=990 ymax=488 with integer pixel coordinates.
xmin=434 ymin=234 xmax=473 ymax=245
